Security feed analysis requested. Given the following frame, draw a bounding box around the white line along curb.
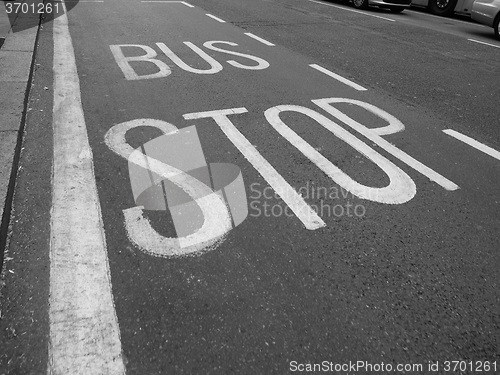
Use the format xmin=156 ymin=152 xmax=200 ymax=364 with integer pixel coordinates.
xmin=468 ymin=39 xmax=500 ymax=49
xmin=309 ymin=64 xmax=367 ymax=91
xmin=206 ymin=13 xmax=226 ymax=23
xmin=443 ymin=129 xmax=500 ymax=161
xmin=48 ymin=1 xmax=125 ymax=374
xmin=244 ymin=32 xmax=275 ymax=46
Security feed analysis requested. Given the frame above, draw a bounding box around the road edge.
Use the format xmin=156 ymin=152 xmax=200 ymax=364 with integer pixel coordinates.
xmin=0 ymin=9 xmax=41 ymax=272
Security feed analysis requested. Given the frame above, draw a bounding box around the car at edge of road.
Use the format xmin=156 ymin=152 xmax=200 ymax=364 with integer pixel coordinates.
xmin=411 ymin=0 xmax=474 ymax=16
xmin=352 ymin=0 xmax=412 ymax=13
xmin=471 ymin=0 xmax=500 ymax=39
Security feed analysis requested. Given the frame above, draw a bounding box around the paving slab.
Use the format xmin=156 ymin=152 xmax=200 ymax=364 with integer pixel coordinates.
xmin=0 ymin=8 xmax=39 ymax=253
xmin=0 ymin=50 xmax=34 ymax=82
xmin=1 ymin=27 xmax=38 ymax=52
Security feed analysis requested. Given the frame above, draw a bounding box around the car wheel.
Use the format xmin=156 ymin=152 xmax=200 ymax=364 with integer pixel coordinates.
xmin=494 ymin=14 xmax=500 ymax=41
xmin=389 ymin=6 xmax=405 ymax=12
xmin=352 ymin=0 xmax=369 ymax=10
xmin=428 ymin=0 xmax=458 ymax=16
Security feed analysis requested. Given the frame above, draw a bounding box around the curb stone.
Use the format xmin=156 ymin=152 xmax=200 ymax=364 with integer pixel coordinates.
xmin=0 ymin=5 xmax=41 ymax=268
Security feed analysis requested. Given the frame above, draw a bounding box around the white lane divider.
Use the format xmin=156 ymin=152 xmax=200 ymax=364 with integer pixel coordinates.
xmin=467 ymin=39 xmax=500 ymax=49
xmin=307 ymin=0 xmax=396 ymax=22
xmin=309 ymin=64 xmax=367 ymax=91
xmin=206 ymin=13 xmax=226 ymax=23
xmin=141 ymin=0 xmax=194 ymax=7
xmin=244 ymin=32 xmax=275 ymax=46
xmin=49 ymin=1 xmax=125 ymax=374
xmin=443 ymin=129 xmax=500 ymax=161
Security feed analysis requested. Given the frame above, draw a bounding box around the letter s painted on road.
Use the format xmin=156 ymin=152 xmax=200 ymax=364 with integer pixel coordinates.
xmin=104 ymin=118 xmax=247 ymax=257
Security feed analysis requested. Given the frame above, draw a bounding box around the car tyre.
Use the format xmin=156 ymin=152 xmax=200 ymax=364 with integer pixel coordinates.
xmin=389 ymin=6 xmax=405 ymax=12
xmin=428 ymin=0 xmax=458 ymax=16
xmin=352 ymin=0 xmax=369 ymax=10
xmin=494 ymin=14 xmax=500 ymax=40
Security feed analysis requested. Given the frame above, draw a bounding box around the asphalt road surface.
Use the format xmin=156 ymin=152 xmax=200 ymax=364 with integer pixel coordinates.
xmin=1 ymin=0 xmax=499 ymax=374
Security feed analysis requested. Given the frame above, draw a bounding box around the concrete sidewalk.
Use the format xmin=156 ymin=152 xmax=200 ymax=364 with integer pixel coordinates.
xmin=0 ymin=10 xmax=10 ymax=48
xmin=0 ymin=9 xmax=40 ymax=262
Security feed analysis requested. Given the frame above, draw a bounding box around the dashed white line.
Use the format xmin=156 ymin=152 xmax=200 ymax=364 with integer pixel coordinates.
xmin=244 ymin=32 xmax=275 ymax=46
xmin=49 ymin=1 xmax=125 ymax=373
xmin=309 ymin=64 xmax=367 ymax=91
xmin=141 ymin=0 xmax=194 ymax=7
xmin=206 ymin=13 xmax=226 ymax=23
xmin=307 ymin=0 xmax=396 ymax=22
xmin=443 ymin=129 xmax=500 ymax=161
xmin=468 ymin=38 xmax=500 ymax=49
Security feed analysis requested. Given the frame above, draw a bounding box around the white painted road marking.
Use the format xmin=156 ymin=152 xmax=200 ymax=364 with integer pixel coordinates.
xmin=314 ymin=98 xmax=459 ymax=191
xmin=49 ymin=1 xmax=125 ymax=374
xmin=105 ymin=119 xmax=233 ymax=257
xmin=141 ymin=0 xmax=194 ymax=6
xmin=307 ymin=0 xmax=396 ymax=22
xmin=206 ymin=13 xmax=226 ymax=23
xmin=203 ymin=41 xmax=270 ymax=70
xmin=244 ymin=32 xmax=275 ymax=46
xmin=265 ymin=105 xmax=416 ymax=204
xmin=443 ymin=129 xmax=500 ymax=161
xmin=184 ymin=108 xmax=326 ymax=230
xmin=468 ymin=39 xmax=500 ymax=49
xmin=309 ymin=64 xmax=367 ymax=91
